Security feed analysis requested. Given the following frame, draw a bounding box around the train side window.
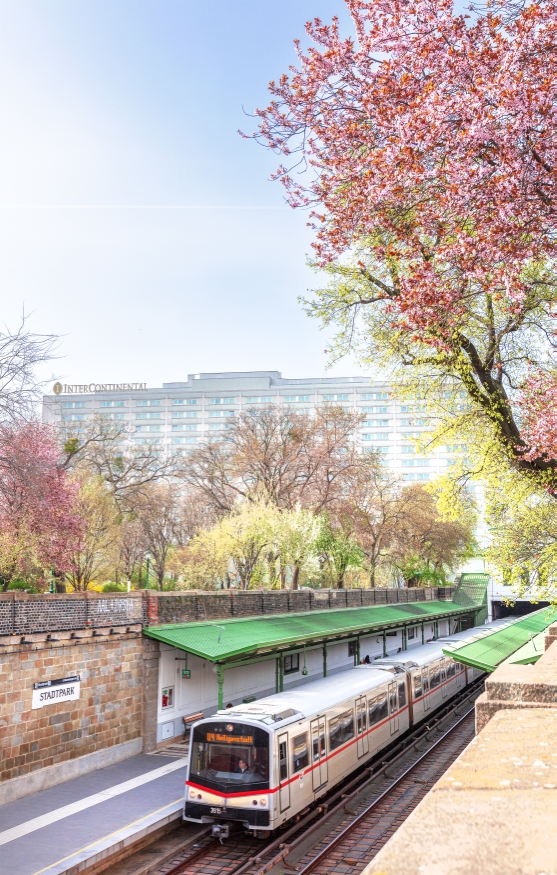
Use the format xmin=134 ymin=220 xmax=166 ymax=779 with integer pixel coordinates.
xmin=447 ymin=661 xmax=456 ymax=678
xmin=422 ymin=668 xmax=429 ymax=692
xmin=292 ymin=733 xmax=308 ymax=772
xmin=413 ymin=672 xmax=422 ymax=698
xmin=279 ymin=740 xmax=288 ymax=781
xmin=398 ymin=680 xmax=406 ymax=708
xmin=329 ymin=708 xmax=355 ymax=750
xmin=377 ymin=690 xmax=388 ymax=721
xmin=430 ymin=662 xmax=441 ymax=689
xmin=389 ymin=685 xmax=398 ymax=715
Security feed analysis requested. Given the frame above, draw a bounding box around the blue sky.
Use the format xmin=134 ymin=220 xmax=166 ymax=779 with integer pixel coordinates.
xmin=0 ymin=0 xmax=368 ymax=389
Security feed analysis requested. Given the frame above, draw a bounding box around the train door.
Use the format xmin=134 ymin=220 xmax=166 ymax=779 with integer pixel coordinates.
xmin=310 ymin=717 xmax=327 ymax=791
xmin=278 ymin=733 xmax=290 ymax=813
xmin=388 ymin=681 xmax=399 ymax=734
xmin=422 ymin=668 xmax=430 ymax=711
xmin=356 ymin=697 xmax=369 ymax=759
xmin=441 ymin=660 xmax=448 ymax=699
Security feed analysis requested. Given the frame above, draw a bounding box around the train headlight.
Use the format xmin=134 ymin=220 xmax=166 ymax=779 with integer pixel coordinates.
xmin=189 ymin=790 xmax=196 ymax=798
xmin=259 ymin=798 xmax=268 ymax=806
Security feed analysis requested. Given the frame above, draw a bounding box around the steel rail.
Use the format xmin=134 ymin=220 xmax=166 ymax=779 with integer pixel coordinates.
xmin=232 ymin=678 xmax=484 ymax=875
xmin=294 ymin=705 xmax=475 ymax=875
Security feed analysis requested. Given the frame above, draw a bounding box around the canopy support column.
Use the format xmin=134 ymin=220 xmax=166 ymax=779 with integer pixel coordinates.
xmin=421 ymin=623 xmax=425 ymax=645
xmin=402 ymin=627 xmax=407 ymax=652
xmin=382 ymin=631 xmax=387 ymax=657
xmin=434 ymin=620 xmax=439 ymax=640
xmin=216 ymin=664 xmax=224 ymax=711
xmin=323 ymin=642 xmax=328 ymax=677
xmin=279 ymin=653 xmax=284 ymax=692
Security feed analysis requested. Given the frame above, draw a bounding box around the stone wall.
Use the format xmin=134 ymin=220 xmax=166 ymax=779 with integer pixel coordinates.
xmin=0 ymin=627 xmax=143 ymax=793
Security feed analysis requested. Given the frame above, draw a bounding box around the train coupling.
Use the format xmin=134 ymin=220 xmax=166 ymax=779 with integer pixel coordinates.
xmin=211 ymin=823 xmax=230 ymax=842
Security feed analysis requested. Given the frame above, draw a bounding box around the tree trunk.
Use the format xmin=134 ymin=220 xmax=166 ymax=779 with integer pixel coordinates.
xmin=292 ymin=564 xmax=300 ymax=590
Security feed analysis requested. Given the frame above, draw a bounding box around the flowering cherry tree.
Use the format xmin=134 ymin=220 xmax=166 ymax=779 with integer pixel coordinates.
xmin=250 ymin=0 xmax=556 ymax=488
xmin=0 ymin=422 xmax=82 ymax=589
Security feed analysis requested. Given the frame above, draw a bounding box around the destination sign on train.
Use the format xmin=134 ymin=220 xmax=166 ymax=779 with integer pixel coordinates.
xmin=207 ymin=732 xmax=254 ymax=744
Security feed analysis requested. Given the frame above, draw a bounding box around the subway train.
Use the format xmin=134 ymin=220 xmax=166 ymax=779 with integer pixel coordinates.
xmin=184 ymin=621 xmax=501 ymax=835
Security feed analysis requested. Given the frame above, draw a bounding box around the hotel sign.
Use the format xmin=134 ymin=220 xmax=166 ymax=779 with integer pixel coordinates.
xmin=53 ymin=382 xmax=147 ymax=395
xmin=32 ymin=675 xmax=81 ymax=709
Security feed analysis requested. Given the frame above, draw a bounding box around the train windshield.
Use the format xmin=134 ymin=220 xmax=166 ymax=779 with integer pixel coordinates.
xmin=190 ymin=722 xmax=270 ymax=793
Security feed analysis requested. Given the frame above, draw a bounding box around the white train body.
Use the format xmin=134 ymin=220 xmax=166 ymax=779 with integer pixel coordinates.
xmin=184 ymin=622 xmax=498 ymax=832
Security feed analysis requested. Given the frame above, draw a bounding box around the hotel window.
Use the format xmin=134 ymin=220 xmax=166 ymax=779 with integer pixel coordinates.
xmin=62 ymin=414 xmax=86 ymax=421
xmin=362 ymin=419 xmax=388 ymax=427
xmin=245 ymin=396 xmax=273 ymax=403
xmin=362 ymin=432 xmax=389 ymax=441
xmin=283 ymin=395 xmax=310 ymax=402
xmin=417 ymin=473 xmax=430 ymax=481
xmin=186 ymin=437 xmax=197 ymax=443
xmin=62 ymin=402 xmax=86 ymax=409
xmin=209 ymin=397 xmax=235 ymax=405
xmin=172 ymin=398 xmax=199 ymax=405
xmin=401 ymin=418 xmax=428 ymax=427
xmin=361 ymin=392 xmax=388 ymax=400
xmin=361 ymin=406 xmax=388 ymax=414
xmin=136 ymin=400 xmax=162 ymax=407
xmin=322 ymin=394 xmax=349 ymax=401
xmin=102 ymin=413 xmax=125 ymax=420
xmin=101 ymin=401 xmax=125 ymax=408
xmin=416 ymin=459 xmax=429 ymax=467
xmin=149 ymin=425 xmax=161 ymax=432
xmin=136 ymin=412 xmax=161 ymax=419
xmin=362 ymin=446 xmax=388 ymax=454
xmin=209 ymin=410 xmax=234 ymax=417
xmin=402 ymin=459 xmax=415 ymax=467
xmin=403 ymin=473 xmax=416 ymax=480
xmin=400 ymin=405 xmax=426 ymax=414
xmin=401 ymin=446 xmax=415 ymax=453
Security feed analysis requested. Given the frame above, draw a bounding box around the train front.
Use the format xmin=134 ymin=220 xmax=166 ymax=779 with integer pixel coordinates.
xmin=185 ymin=717 xmax=272 ymax=836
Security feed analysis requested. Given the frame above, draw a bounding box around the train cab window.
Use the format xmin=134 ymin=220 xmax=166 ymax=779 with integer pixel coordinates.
xmin=368 ymin=690 xmax=388 ymax=726
xmin=329 ymin=708 xmax=355 ymax=750
xmin=398 ymin=680 xmax=406 ymax=708
xmin=189 ymin=722 xmax=270 ymax=794
xmin=413 ymin=672 xmax=422 ymax=698
xmin=422 ymin=668 xmax=430 ymax=693
xmin=447 ymin=660 xmax=456 ymax=678
xmin=292 ymin=733 xmax=309 ymax=772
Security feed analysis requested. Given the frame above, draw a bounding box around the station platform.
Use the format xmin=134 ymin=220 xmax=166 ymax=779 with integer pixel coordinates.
xmin=0 ymin=750 xmax=197 ymax=875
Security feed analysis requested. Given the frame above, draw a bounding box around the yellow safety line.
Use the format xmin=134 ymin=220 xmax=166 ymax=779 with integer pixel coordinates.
xmin=30 ymin=798 xmax=182 ymax=875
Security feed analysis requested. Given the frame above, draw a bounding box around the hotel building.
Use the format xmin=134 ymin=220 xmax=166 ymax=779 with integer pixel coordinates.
xmin=42 ymin=370 xmax=459 ymax=482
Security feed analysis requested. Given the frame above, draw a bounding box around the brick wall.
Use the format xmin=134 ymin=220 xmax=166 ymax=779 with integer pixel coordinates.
xmin=0 ymin=587 xmax=454 ymax=635
xmin=151 ymin=586 xmax=455 ymax=625
xmin=0 ymin=632 xmax=143 ymax=783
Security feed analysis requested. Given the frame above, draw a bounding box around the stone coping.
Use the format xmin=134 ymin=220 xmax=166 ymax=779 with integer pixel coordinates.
xmin=360 ymin=708 xmax=557 ymax=875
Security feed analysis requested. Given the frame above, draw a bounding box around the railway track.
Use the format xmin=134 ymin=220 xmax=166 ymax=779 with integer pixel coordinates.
xmin=138 ymin=678 xmax=483 ymax=875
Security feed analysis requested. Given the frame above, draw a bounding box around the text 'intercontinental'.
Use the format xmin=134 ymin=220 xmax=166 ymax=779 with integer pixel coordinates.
xmin=52 ymin=382 xmax=147 ymax=395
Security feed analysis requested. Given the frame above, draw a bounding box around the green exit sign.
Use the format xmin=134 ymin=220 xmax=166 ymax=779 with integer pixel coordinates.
xmin=182 ymin=669 xmax=191 ymax=679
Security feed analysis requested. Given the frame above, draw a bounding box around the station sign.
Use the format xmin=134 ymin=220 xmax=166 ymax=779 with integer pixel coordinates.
xmin=32 ymin=675 xmax=81 ymax=709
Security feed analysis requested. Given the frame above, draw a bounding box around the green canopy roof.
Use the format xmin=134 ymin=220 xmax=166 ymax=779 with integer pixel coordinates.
xmin=442 ymin=606 xmax=557 ymax=672
xmin=502 ymin=631 xmax=546 ymax=666
xmin=144 ymin=600 xmax=473 ymax=663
